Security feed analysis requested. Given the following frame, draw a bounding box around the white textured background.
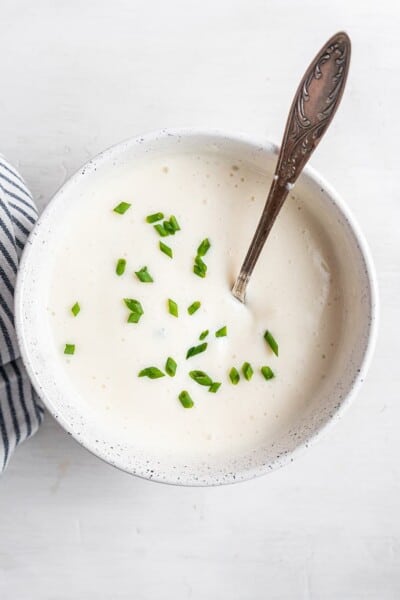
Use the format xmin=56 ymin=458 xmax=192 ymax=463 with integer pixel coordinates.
xmin=1 ymin=1 xmax=399 ymax=598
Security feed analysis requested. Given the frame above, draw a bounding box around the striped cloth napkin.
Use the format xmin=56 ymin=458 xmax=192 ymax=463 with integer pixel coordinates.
xmin=0 ymin=155 xmax=43 ymax=472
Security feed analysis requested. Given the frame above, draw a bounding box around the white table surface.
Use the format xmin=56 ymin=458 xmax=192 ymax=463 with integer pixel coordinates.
xmin=1 ymin=1 xmax=399 ymax=598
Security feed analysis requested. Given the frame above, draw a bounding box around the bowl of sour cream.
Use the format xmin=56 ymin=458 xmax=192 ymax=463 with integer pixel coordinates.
xmin=15 ymin=129 xmax=378 ymax=485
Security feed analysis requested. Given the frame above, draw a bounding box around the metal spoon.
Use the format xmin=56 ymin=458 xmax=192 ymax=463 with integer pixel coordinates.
xmin=232 ymin=31 xmax=351 ymax=303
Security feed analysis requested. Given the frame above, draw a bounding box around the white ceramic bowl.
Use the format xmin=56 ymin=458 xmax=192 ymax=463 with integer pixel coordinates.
xmin=15 ymin=129 xmax=378 ymax=485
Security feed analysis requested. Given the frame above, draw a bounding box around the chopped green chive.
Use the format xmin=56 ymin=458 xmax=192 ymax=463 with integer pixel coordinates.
xmin=164 ymin=215 xmax=181 ymax=234
xmin=146 ymin=212 xmax=164 ymax=223
xmin=193 ymin=239 xmax=210 ymax=279
xmin=124 ymin=298 xmax=143 ymax=312
xmin=163 ymin=220 xmax=175 ymax=235
xmin=189 ymin=370 xmax=213 ymax=386
xmin=186 ymin=342 xmax=208 ymax=359
xmin=193 ymin=255 xmax=207 ymax=278
xmin=187 ymin=301 xmax=201 ymax=315
xmin=168 ymin=298 xmax=178 ymax=317
xmin=193 ymin=264 xmax=206 ymax=278
xmin=229 ymin=367 xmax=240 ymax=385
xmin=165 ymin=356 xmax=177 ymax=377
xmin=124 ymin=298 xmax=144 ymax=323
xmin=215 ymin=326 xmax=227 ymax=338
xmin=169 ymin=215 xmax=181 ymax=232
xmin=197 ymin=238 xmax=211 ymax=257
xmin=113 ymin=202 xmax=131 ymax=215
xmin=261 ymin=366 xmax=275 ymax=380
xmin=71 ymin=302 xmax=80 ymax=317
xmin=138 ymin=367 xmax=165 ymax=379
xmin=116 ymin=258 xmax=126 ymax=276
xmin=209 ymin=382 xmax=221 ymax=393
xmin=242 ymin=362 xmax=254 ymax=381
xmin=153 ymin=215 xmax=181 ymax=237
xmin=179 ymin=390 xmax=194 ymax=409
xmin=64 ymin=343 xmax=75 ymax=355
xmin=135 ymin=266 xmax=154 ymax=283
xmin=159 ymin=241 xmax=173 ymax=258
xmin=154 ymin=223 xmax=169 ymax=237
xmin=264 ymin=330 xmax=279 ymax=356
xmin=199 ymin=329 xmax=209 ymax=341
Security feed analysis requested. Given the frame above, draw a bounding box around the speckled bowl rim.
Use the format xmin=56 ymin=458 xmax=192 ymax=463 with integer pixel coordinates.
xmin=15 ymin=128 xmax=379 ymax=486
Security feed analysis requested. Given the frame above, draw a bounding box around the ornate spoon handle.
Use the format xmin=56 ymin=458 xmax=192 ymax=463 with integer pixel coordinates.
xmin=232 ymin=31 xmax=351 ymax=303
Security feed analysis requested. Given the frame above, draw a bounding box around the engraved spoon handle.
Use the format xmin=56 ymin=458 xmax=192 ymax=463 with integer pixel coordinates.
xmin=232 ymin=31 xmax=351 ymax=303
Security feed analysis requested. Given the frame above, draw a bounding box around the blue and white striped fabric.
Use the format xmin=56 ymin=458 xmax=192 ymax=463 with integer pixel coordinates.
xmin=0 ymin=155 xmax=43 ymax=472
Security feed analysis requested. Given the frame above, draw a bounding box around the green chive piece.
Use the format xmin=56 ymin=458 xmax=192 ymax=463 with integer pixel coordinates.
xmin=146 ymin=212 xmax=164 ymax=223
xmin=193 ymin=264 xmax=206 ymax=278
xmin=199 ymin=329 xmax=209 ymax=341
xmin=169 ymin=215 xmax=181 ymax=232
xmin=187 ymin=301 xmax=201 ymax=315
xmin=189 ymin=370 xmax=213 ymax=386
xmin=154 ymin=223 xmax=169 ymax=237
xmin=135 ymin=266 xmax=154 ymax=283
xmin=186 ymin=342 xmax=208 ymax=359
xmin=64 ymin=343 xmax=75 ymax=355
xmin=168 ymin=298 xmax=178 ymax=317
xmin=124 ymin=298 xmax=143 ymax=312
xmin=215 ymin=326 xmax=227 ymax=338
xmin=197 ymin=238 xmax=211 ymax=257
xmin=165 ymin=356 xmax=177 ymax=377
xmin=193 ymin=255 xmax=208 ymax=278
xmin=159 ymin=241 xmax=173 ymax=258
xmin=264 ymin=330 xmax=279 ymax=356
xmin=124 ymin=298 xmax=144 ymax=323
xmin=209 ymin=382 xmax=221 ymax=393
xmin=242 ymin=362 xmax=254 ymax=381
xmin=179 ymin=390 xmax=194 ymax=409
xmin=229 ymin=367 xmax=240 ymax=385
xmin=261 ymin=366 xmax=275 ymax=380
xmin=163 ymin=220 xmax=175 ymax=235
xmin=193 ymin=241 xmax=209 ymax=278
xmin=113 ymin=201 xmax=131 ymax=215
xmin=71 ymin=302 xmax=80 ymax=317
xmin=116 ymin=258 xmax=126 ymax=276
xmin=138 ymin=367 xmax=165 ymax=379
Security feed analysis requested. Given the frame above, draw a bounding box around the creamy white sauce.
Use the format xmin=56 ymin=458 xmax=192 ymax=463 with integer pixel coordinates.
xmin=47 ymin=152 xmax=342 ymax=462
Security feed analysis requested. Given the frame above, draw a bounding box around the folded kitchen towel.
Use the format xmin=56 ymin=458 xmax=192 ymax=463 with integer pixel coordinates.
xmin=0 ymin=155 xmax=43 ymax=472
